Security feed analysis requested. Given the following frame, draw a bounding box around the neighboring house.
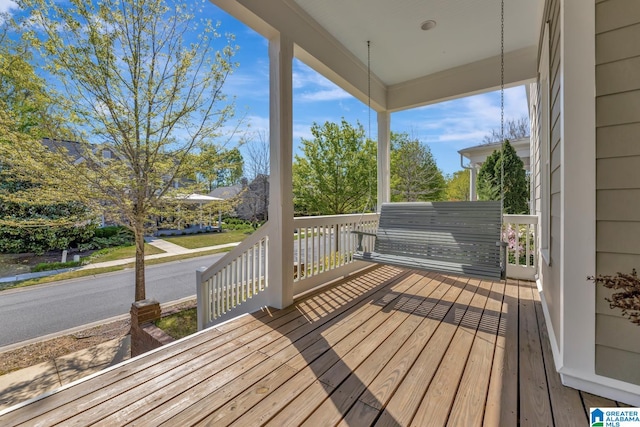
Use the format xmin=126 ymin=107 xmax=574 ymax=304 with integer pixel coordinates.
xmin=207 ymin=182 xmax=243 ymax=200
xmin=236 ymin=174 xmax=269 ymax=222
xmin=41 ymin=138 xmax=115 ymax=164
xmin=458 ymin=137 xmax=530 ymax=201
xmin=208 ymin=175 xmax=270 ymax=222
xmin=207 ymin=0 xmax=640 ymax=406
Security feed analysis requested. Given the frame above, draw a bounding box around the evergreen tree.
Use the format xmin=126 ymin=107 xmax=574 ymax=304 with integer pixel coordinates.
xmin=477 ymin=140 xmax=529 ymax=214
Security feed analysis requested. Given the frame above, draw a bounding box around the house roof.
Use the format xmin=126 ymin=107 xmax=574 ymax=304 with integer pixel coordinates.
xmin=458 ymin=137 xmax=530 ymax=169
xmin=41 ymin=138 xmax=87 ymax=162
xmin=211 ymin=0 xmax=543 ymax=111
xmin=208 ymin=184 xmax=243 ymax=200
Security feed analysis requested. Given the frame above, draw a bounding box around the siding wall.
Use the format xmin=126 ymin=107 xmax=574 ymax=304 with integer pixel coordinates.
xmin=595 ymin=0 xmax=640 ymax=385
xmin=531 ymin=0 xmax=562 ymax=349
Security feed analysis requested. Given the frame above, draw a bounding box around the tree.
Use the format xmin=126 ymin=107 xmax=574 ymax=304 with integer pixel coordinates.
xmin=390 ymin=132 xmax=445 ymax=202
xmin=0 ymin=23 xmax=96 ymax=254
xmin=194 ymin=145 xmax=244 ymax=192
xmin=15 ymin=0 xmax=238 ymax=301
xmin=446 ymin=169 xmax=471 ymax=201
xmin=242 ymin=130 xmax=270 ymax=220
xmin=244 ymin=130 xmax=270 ymax=181
xmin=482 ymin=115 xmax=530 ymax=144
xmin=477 ymin=140 xmax=529 ymax=214
xmin=293 ymin=119 xmax=376 ymax=215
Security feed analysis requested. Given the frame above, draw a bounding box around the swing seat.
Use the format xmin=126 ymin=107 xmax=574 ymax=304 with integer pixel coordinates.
xmin=352 ymin=201 xmax=507 ymax=280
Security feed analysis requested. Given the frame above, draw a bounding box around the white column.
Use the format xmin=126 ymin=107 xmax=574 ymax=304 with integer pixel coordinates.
xmin=469 ymin=167 xmax=477 ymax=201
xmin=559 ymin=0 xmax=595 ymax=376
xmin=377 ymin=111 xmax=391 ymax=209
xmin=267 ymin=34 xmax=294 ymax=309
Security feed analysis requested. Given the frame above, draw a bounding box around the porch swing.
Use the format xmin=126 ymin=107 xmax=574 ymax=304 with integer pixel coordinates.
xmin=352 ymin=1 xmax=508 ymax=281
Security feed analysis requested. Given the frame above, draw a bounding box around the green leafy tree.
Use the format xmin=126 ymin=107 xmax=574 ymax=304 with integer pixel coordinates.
xmin=477 ymin=140 xmax=529 ymax=214
xmin=14 ymin=0 xmax=238 ymax=301
xmin=293 ymin=119 xmax=376 ymax=215
xmin=194 ymin=145 xmax=244 ymax=192
xmin=446 ymin=169 xmax=471 ymax=201
xmin=390 ymin=132 xmax=445 ymax=202
xmin=0 ymin=24 xmax=96 ymax=254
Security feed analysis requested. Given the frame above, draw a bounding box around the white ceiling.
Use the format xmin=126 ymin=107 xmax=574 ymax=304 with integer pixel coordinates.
xmin=294 ymin=0 xmax=542 ymax=86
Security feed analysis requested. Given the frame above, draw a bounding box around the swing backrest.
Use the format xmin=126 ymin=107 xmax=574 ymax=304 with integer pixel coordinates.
xmin=370 ymin=201 xmax=504 ymax=279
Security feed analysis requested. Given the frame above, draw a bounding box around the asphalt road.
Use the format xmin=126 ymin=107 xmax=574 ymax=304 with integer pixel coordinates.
xmin=0 ymin=253 xmax=225 ymax=348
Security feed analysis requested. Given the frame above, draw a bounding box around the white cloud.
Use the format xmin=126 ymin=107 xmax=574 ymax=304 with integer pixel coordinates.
xmin=395 ymin=86 xmax=528 ymax=148
xmin=0 ymin=0 xmax=18 ymax=15
xmin=293 ymin=60 xmax=351 ymax=103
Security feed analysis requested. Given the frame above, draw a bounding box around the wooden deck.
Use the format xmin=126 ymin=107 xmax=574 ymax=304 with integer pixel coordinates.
xmin=0 ymin=265 xmax=627 ymax=426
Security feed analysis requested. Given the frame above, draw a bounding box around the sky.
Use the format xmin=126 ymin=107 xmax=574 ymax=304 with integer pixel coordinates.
xmin=1 ymin=0 xmax=530 ymax=177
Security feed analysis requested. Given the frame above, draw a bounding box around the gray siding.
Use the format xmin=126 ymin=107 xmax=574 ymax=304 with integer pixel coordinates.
xmin=595 ymin=0 xmax=640 ymax=385
xmin=534 ymin=0 xmax=562 ymax=347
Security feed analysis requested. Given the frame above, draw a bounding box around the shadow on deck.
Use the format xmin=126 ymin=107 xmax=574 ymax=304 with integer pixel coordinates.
xmin=0 ymin=265 xmax=627 ymax=426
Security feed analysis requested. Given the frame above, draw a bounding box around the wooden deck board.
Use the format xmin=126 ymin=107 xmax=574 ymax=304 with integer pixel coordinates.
xmin=0 ymin=265 xmax=619 ymax=427
xmin=483 ymin=278 xmax=519 ymax=427
xmin=411 ymin=278 xmax=491 ymax=427
xmin=519 ymin=279 xmax=554 ymax=426
xmin=446 ymin=280 xmax=503 ymax=427
xmin=533 ymin=280 xmax=587 ymax=427
xmin=295 ymin=274 xmax=441 ymax=426
xmin=375 ymin=276 xmax=473 ymax=426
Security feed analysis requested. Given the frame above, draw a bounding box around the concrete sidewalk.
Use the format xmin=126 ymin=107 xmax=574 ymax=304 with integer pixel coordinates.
xmin=0 ymin=239 xmax=239 ymax=284
xmin=0 ymin=336 xmax=131 ymax=411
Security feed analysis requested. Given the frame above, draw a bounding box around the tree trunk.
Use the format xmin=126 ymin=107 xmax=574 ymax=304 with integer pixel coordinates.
xmin=134 ymin=223 xmax=146 ymax=302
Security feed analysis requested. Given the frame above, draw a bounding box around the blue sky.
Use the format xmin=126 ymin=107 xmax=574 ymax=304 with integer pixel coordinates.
xmin=1 ymin=0 xmax=529 ymax=177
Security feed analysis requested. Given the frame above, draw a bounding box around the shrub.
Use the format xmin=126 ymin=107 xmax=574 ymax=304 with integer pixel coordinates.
xmin=0 ymin=223 xmax=96 ymax=255
xmin=77 ymin=227 xmax=134 ymax=252
xmin=94 ymin=226 xmax=128 ymax=239
xmin=32 ymin=260 xmax=82 ymax=272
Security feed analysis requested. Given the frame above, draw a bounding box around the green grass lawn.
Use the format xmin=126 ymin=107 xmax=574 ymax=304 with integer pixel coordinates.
xmin=163 ymin=229 xmax=250 ymax=249
xmin=155 ymin=307 xmax=197 ymax=339
xmin=88 ymin=243 xmax=165 ymax=263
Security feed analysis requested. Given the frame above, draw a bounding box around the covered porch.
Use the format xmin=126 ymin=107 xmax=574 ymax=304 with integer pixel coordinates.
xmin=0 ymin=265 xmax=622 ymax=426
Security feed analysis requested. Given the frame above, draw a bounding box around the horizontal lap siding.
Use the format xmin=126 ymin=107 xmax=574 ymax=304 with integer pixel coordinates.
xmin=595 ymin=0 xmax=640 ymax=385
xmin=545 ymin=0 xmax=563 ymax=344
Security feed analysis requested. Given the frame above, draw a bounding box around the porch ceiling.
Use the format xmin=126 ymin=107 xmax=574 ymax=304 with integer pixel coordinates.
xmin=211 ymin=0 xmax=543 ymax=111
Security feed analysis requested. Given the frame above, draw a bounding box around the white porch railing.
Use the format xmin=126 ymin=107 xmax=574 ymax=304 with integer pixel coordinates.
xmin=196 ymin=214 xmax=379 ymax=330
xmin=503 ymin=214 xmax=538 ymax=280
xmin=293 ymin=213 xmax=379 ymax=295
xmin=196 ymin=212 xmax=538 ymax=329
xmin=196 ymin=222 xmax=271 ymax=330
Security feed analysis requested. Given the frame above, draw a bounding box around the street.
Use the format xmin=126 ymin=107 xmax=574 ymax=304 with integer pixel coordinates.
xmin=0 ymin=253 xmax=224 ymax=348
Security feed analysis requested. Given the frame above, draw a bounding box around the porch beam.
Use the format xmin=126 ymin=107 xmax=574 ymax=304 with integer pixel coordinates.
xmin=267 ymin=33 xmax=294 ymax=309
xmin=377 ymin=111 xmax=391 ymax=208
xmin=387 ymin=45 xmax=538 ymax=112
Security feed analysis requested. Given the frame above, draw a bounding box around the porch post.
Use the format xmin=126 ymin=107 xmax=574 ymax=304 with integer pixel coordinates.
xmin=559 ymin=0 xmax=595 ymax=376
xmin=267 ymin=34 xmax=294 ymax=309
xmin=377 ymin=111 xmax=391 ymax=209
xmin=469 ymin=166 xmax=477 ymax=201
